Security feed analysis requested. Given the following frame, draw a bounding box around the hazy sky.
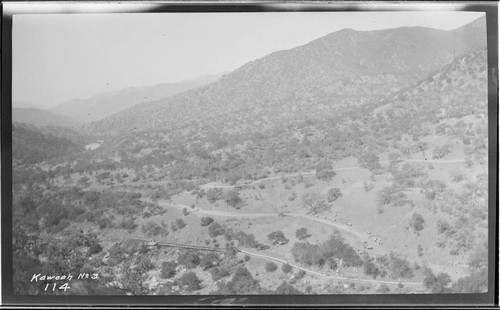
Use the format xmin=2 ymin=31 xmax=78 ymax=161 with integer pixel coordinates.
xmin=12 ymin=10 xmax=484 ymax=109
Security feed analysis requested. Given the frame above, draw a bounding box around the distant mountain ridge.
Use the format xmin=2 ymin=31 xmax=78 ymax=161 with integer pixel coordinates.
xmin=88 ymin=16 xmax=486 ymax=136
xmin=50 ymin=73 xmax=225 ymax=123
xmin=12 ymin=101 xmax=45 ymax=110
xmin=13 ymin=107 xmax=80 ymax=128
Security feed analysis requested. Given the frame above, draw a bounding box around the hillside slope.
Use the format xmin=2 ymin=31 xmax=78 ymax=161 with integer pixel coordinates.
xmin=88 ymin=17 xmax=486 ymax=136
xmin=13 ymin=124 xmax=83 ymax=165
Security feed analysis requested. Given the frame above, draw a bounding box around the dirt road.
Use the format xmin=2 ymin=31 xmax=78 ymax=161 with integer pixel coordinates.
xmin=239 ymin=248 xmax=423 ymax=287
xmin=199 ymin=159 xmax=465 ymax=190
xmin=87 ymin=159 xmax=464 ymax=191
xmin=153 ymin=199 xmax=373 ymax=246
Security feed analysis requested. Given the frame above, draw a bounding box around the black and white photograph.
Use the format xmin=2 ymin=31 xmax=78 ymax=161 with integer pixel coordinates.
xmin=2 ymin=1 xmax=497 ymax=305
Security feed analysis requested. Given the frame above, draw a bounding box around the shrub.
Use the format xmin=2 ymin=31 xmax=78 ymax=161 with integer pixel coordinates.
xmin=291 ymin=242 xmax=323 ymax=266
xmin=291 ymin=231 xmax=362 ymax=268
xmin=420 ymin=180 xmax=446 ymax=200
xmin=78 ymin=176 xmax=90 ymax=187
xmin=377 ymin=185 xmax=409 ymax=207
xmin=294 ymin=270 xmax=306 ymax=281
xmin=281 ymin=263 xmax=293 ymax=274
xmin=127 ymin=192 xmax=142 ymax=200
xmin=256 ymin=244 xmax=270 ymax=251
xmin=88 ymin=242 xmax=103 ymax=255
xmin=267 ymin=231 xmax=289 ymax=245
xmin=175 ymin=218 xmax=186 ymax=230
xmin=326 ymin=257 xmax=338 ymax=270
xmin=316 ymin=170 xmax=337 ymax=181
xmin=409 ymin=213 xmax=425 ymax=233
xmin=265 ymin=262 xmax=278 ymax=272
xmin=327 ymin=188 xmax=343 ymax=202
xmin=391 ymin=163 xmax=426 ymax=188
xmin=358 ymin=151 xmax=381 ymax=171
xmin=321 ymin=232 xmax=363 ymax=267
xmin=206 ymin=188 xmax=223 ymax=203
xmin=363 ymin=260 xmax=380 ymax=279
xmin=177 ymin=251 xmax=200 ymax=269
xmin=43 ymin=203 xmax=69 ymax=228
xmin=304 ymin=181 xmax=315 ymax=188
xmin=437 ymin=220 xmax=453 ymax=236
xmin=296 ymin=227 xmax=311 ymax=240
xmin=423 ymin=268 xmax=451 ymax=293
xmin=200 ymin=217 xmax=214 ymax=227
xmin=224 ymin=189 xmax=242 ymax=208
xmin=210 ymin=267 xmax=230 ymax=281
xmin=141 ymin=221 xmax=166 ymax=237
xmin=136 ymin=255 xmax=155 ymax=272
xmin=200 ymin=253 xmax=219 ymax=271
xmin=160 ymin=261 xmax=177 ymax=279
xmin=234 ymin=231 xmax=257 ymax=248
xmin=224 ymin=228 xmax=234 ymax=241
xmin=119 ymin=263 xmax=148 ymax=294
xmin=382 ymin=252 xmax=414 ymax=279
xmin=315 ymin=161 xmax=336 ymax=180
xmin=302 ymin=192 xmax=329 ymax=214
xmin=208 ymin=222 xmax=226 ymax=238
xmin=215 ymin=266 xmax=261 ymax=294
xmin=177 ymin=272 xmax=201 ymax=292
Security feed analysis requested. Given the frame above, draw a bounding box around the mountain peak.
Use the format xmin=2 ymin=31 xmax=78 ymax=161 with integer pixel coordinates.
xmin=89 ymin=20 xmax=486 ymax=135
xmin=464 ymin=15 xmax=486 ymax=30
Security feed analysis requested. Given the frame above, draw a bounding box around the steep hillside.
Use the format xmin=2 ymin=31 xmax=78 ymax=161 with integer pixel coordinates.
xmin=88 ymin=17 xmax=486 ymax=136
xmin=51 ymin=73 xmax=224 ymax=123
xmin=13 ymin=107 xmax=80 ymax=128
xmin=373 ymin=47 xmax=488 ymax=140
xmin=13 ymin=124 xmax=84 ymax=166
xmin=77 ymin=47 xmax=487 ymax=192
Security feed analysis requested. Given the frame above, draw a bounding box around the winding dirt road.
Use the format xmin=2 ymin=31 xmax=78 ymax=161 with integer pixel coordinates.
xmin=86 ymin=159 xmax=464 ymax=191
xmin=94 ymin=233 xmax=421 ymax=288
xmin=199 ymin=159 xmax=465 ymax=190
xmin=151 ymin=198 xmax=383 ymax=263
xmin=85 ymin=158 xmax=465 ymax=289
xmin=239 ymin=248 xmax=422 ymax=287
xmin=155 ymin=199 xmax=367 ymax=241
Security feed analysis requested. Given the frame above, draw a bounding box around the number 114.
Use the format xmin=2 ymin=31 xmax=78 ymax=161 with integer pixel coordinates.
xmin=44 ymin=283 xmax=70 ymax=292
